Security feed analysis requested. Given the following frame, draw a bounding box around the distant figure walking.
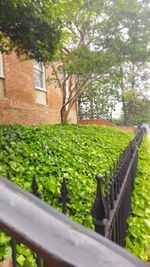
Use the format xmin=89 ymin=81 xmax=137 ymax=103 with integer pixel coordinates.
xmin=141 ymin=123 xmax=149 ymax=134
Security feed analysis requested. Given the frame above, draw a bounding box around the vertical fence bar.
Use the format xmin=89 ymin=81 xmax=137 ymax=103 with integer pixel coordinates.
xmin=11 ymin=238 xmax=17 ymax=267
xmin=91 ymin=174 xmax=109 ymax=236
xmin=113 ymin=162 xmax=118 ymax=201
xmin=104 ymin=172 xmax=110 ymax=215
xmin=120 ymin=204 xmax=123 ymax=246
xmin=36 ymin=256 xmax=42 ymax=267
xmin=32 ymin=175 xmax=40 ymax=198
xmin=59 ymin=178 xmax=70 ymax=215
xmin=110 ymin=169 xmax=114 ymax=209
xmin=7 ymin=171 xmax=11 ymax=181
xmin=92 ymin=130 xmax=143 ymax=247
xmin=32 ymin=175 xmax=42 ymax=267
xmin=111 ymin=226 xmax=115 ymax=242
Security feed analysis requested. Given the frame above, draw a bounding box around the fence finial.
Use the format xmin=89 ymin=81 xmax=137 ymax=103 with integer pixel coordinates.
xmin=91 ymin=174 xmax=109 ymax=221
xmin=59 ymin=178 xmax=70 ymax=215
xmin=32 ymin=175 xmax=40 ymax=198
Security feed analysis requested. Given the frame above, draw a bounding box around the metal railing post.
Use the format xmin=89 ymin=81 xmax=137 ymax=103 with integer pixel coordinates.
xmin=91 ymin=174 xmax=109 ymax=236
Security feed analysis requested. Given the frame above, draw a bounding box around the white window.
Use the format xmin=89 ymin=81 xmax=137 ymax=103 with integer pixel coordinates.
xmin=34 ymin=62 xmax=46 ymax=90
xmin=34 ymin=62 xmax=47 ymax=105
xmin=0 ymin=53 xmax=5 ymax=98
xmin=0 ymin=53 xmax=4 ymax=77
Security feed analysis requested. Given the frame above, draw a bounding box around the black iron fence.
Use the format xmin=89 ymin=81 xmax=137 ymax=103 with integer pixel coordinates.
xmin=91 ymin=128 xmax=143 ymax=246
xmin=56 ymin=128 xmax=143 ymax=247
xmin=0 ymin=175 xmax=147 ymax=267
xmin=0 ymin=128 xmax=144 ymax=266
xmin=28 ymin=128 xmax=143 ymax=245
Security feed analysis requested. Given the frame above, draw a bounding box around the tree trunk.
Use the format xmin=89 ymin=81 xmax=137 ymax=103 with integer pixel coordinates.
xmin=60 ymin=103 xmax=72 ymax=123
xmin=60 ymin=106 xmax=68 ymax=123
xmin=122 ymin=96 xmax=127 ymax=125
xmin=121 ymin=87 xmax=129 ymax=126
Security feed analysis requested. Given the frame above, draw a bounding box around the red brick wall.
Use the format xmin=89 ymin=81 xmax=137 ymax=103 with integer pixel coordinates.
xmin=0 ymin=53 xmax=77 ymax=125
xmin=78 ymin=119 xmax=114 ymax=127
xmin=78 ymin=119 xmax=135 ymax=133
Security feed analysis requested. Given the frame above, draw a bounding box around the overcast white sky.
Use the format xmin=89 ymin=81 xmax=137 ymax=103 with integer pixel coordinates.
xmin=112 ymin=102 xmax=122 ymax=119
xmin=112 ymin=88 xmax=150 ymax=119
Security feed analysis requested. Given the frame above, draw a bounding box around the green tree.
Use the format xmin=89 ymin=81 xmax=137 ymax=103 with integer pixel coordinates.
xmin=50 ymin=0 xmax=150 ymax=123
xmin=0 ymin=0 xmax=62 ymax=62
xmin=129 ymin=97 xmax=150 ymax=125
xmin=78 ymin=78 xmax=118 ymax=120
xmin=1 ymin=0 xmax=150 ymax=123
xmin=110 ymin=62 xmax=150 ymax=125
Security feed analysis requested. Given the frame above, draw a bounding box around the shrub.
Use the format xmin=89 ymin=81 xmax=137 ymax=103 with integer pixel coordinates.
xmin=126 ymin=136 xmax=150 ymax=261
xmin=0 ymin=124 xmax=133 ymax=265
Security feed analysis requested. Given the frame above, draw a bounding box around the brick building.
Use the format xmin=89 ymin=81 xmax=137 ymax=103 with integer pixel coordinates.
xmin=0 ymin=53 xmax=77 ymax=125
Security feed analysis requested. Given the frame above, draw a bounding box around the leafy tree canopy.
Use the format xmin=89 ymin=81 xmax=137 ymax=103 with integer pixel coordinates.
xmin=0 ymin=0 xmax=62 ymax=62
xmin=1 ymin=0 xmax=150 ymax=123
xmin=50 ymin=0 xmax=150 ymax=123
xmin=78 ymin=77 xmax=119 ymax=120
xmin=110 ymin=61 xmax=150 ymax=125
xmin=131 ymin=99 xmax=150 ymax=124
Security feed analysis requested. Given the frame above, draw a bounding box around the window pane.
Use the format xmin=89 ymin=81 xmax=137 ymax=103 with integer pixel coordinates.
xmin=0 ymin=79 xmax=5 ymax=98
xmin=0 ymin=53 xmax=4 ymax=77
xmin=34 ymin=61 xmax=45 ymax=89
xmin=34 ymin=61 xmax=43 ymax=71
xmin=35 ymin=89 xmax=47 ymax=105
xmin=34 ymin=69 xmax=43 ymax=88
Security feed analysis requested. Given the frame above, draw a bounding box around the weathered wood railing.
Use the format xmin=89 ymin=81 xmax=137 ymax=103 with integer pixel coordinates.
xmin=0 ymin=175 xmax=147 ymax=267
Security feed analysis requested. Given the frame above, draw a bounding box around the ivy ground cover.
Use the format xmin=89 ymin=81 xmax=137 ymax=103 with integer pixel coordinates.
xmin=0 ymin=124 xmax=133 ymax=227
xmin=126 ymin=136 xmax=150 ymax=261
xmin=0 ymin=124 xmax=133 ymax=265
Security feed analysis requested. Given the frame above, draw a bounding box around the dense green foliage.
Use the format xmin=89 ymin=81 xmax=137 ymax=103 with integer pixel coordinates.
xmin=0 ymin=124 xmax=133 ymax=265
xmin=130 ymin=98 xmax=150 ymax=125
xmin=78 ymin=80 xmax=118 ymax=120
xmin=126 ymin=136 xmax=150 ymax=261
xmin=0 ymin=124 xmax=133 ymax=226
xmin=109 ymin=62 xmax=150 ymax=125
xmin=0 ymin=0 xmax=62 ymax=62
xmin=1 ymin=0 xmax=150 ymax=122
xmin=53 ymin=0 xmax=150 ymax=123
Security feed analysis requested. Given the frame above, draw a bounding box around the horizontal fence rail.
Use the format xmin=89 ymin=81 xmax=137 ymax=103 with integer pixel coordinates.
xmin=0 ymin=175 xmax=147 ymax=267
xmin=91 ymin=128 xmax=144 ymax=246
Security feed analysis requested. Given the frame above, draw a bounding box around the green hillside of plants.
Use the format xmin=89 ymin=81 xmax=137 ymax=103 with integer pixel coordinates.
xmin=0 ymin=124 xmax=133 ymax=227
xmin=0 ymin=124 xmax=133 ymax=266
xmin=126 ymin=136 xmax=150 ymax=261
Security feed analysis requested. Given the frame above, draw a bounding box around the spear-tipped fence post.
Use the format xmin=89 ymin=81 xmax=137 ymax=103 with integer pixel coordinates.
xmin=32 ymin=175 xmax=40 ymax=198
xmin=113 ymin=167 xmax=118 ymax=201
xmin=31 ymin=175 xmax=42 ymax=267
xmin=110 ymin=169 xmax=114 ymax=209
xmin=7 ymin=171 xmax=11 ymax=181
xmin=130 ymin=140 xmax=135 ymax=155
xmin=104 ymin=172 xmax=110 ymax=211
xmin=10 ymin=238 xmax=17 ymax=267
xmin=59 ymin=178 xmax=70 ymax=215
xmin=91 ymin=174 xmax=109 ymax=236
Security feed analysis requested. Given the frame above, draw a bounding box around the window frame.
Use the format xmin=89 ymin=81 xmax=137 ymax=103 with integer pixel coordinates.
xmin=34 ymin=62 xmax=47 ymax=92
xmin=0 ymin=53 xmax=4 ymax=79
